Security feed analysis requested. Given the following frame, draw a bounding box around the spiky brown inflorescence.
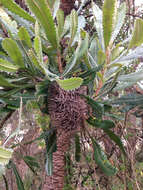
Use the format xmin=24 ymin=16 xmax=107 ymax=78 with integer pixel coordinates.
xmin=48 ymin=82 xmax=88 ymax=131
xmin=60 ymin=0 xmax=76 ymax=16
xmin=46 ymin=82 xmax=88 ymax=190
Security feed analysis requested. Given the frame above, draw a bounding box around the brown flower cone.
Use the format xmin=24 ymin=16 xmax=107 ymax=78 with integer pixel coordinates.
xmin=43 ymin=83 xmax=88 ymax=190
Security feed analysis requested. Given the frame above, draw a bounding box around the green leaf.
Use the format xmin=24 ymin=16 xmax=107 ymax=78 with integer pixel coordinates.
xmin=75 ymin=134 xmax=81 ymax=162
xmin=103 ymin=0 xmax=117 ymax=49
xmin=2 ymin=38 xmax=24 ymax=68
xmin=117 ymin=69 xmax=143 ymax=83
xmin=104 ymin=129 xmax=126 ymax=155
xmin=0 ymin=7 xmax=18 ymax=37
xmin=0 ymin=58 xmax=19 ymax=72
xmin=63 ymin=32 xmax=89 ymax=76
xmin=10 ymin=161 xmax=25 ymax=190
xmin=45 ymin=153 xmax=53 ymax=176
xmin=82 ymin=96 xmax=103 ymax=118
xmin=0 ymin=146 xmax=13 ymax=165
xmin=18 ymin=27 xmax=32 ymax=48
xmin=56 ymin=9 xmax=64 ymax=39
xmin=128 ymin=19 xmax=143 ymax=49
xmin=110 ymin=2 xmax=126 ymax=44
xmin=92 ymin=139 xmax=117 ymax=176
xmin=23 ymin=156 xmax=39 ymax=173
xmin=57 ymin=77 xmax=83 ymax=91
xmin=0 ymin=75 xmax=15 ymax=87
xmin=47 ymin=0 xmax=56 ymax=9
xmin=69 ymin=9 xmax=78 ymax=46
xmin=45 ymin=129 xmax=56 ymax=176
xmin=26 ymin=0 xmax=57 ymax=48
xmin=110 ymin=93 xmax=143 ymax=106
xmin=112 ymin=46 xmax=143 ymax=64
xmin=53 ymin=0 xmax=60 ymax=19
xmin=27 ymin=49 xmax=44 ymax=72
xmin=34 ymin=36 xmax=43 ymax=63
xmin=0 ymin=0 xmax=35 ymax=23
xmin=92 ymin=2 xmax=104 ymax=51
xmin=87 ymin=117 xmax=115 ymax=129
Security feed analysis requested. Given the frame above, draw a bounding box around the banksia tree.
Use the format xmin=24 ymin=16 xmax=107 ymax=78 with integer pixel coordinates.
xmin=0 ymin=0 xmax=143 ymax=189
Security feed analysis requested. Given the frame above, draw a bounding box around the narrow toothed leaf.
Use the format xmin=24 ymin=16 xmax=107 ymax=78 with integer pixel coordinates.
xmin=18 ymin=27 xmax=32 ymax=48
xmin=26 ymin=0 xmax=57 ymax=48
xmin=92 ymin=139 xmax=117 ymax=176
xmin=2 ymin=38 xmax=25 ymax=68
xmin=69 ymin=9 xmax=78 ymax=46
xmin=103 ymin=0 xmax=117 ymax=49
xmin=128 ymin=19 xmax=143 ymax=49
xmin=92 ymin=2 xmax=104 ymax=51
xmin=0 ymin=58 xmax=19 ymax=72
xmin=0 ymin=0 xmax=35 ymax=23
xmin=56 ymin=9 xmax=64 ymax=39
xmin=57 ymin=77 xmax=83 ymax=91
xmin=110 ymin=2 xmax=126 ymax=44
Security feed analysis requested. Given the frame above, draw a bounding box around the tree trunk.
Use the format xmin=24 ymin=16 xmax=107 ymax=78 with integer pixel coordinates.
xmin=43 ymin=129 xmax=78 ymax=190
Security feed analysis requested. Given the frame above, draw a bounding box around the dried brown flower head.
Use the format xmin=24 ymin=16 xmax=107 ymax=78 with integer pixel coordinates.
xmin=48 ymin=82 xmax=88 ymax=131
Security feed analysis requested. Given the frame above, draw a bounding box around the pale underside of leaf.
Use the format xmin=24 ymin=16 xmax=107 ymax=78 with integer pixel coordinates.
xmin=128 ymin=19 xmax=143 ymax=49
xmin=110 ymin=2 xmax=126 ymax=44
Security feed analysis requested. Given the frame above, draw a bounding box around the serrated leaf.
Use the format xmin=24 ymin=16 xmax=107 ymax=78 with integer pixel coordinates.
xmin=57 ymin=77 xmax=83 ymax=91
xmin=56 ymin=9 xmax=64 ymax=39
xmin=28 ymin=49 xmax=44 ymax=72
xmin=112 ymin=46 xmax=143 ymax=64
xmin=111 ymin=93 xmax=143 ymax=106
xmin=87 ymin=117 xmax=115 ymax=129
xmin=0 ymin=75 xmax=15 ymax=87
xmin=110 ymin=2 xmax=126 ymax=44
xmin=18 ymin=27 xmax=32 ymax=48
xmin=103 ymin=0 xmax=117 ymax=49
xmin=129 ymin=19 xmax=143 ymax=49
xmin=117 ymin=69 xmax=143 ymax=83
xmin=0 ymin=7 xmax=18 ymax=37
xmin=10 ymin=161 xmax=25 ymax=190
xmin=53 ymin=0 xmax=60 ymax=19
xmin=92 ymin=2 xmax=104 ymax=51
xmin=34 ymin=36 xmax=43 ymax=63
xmin=26 ymin=0 xmax=57 ymax=48
xmin=104 ymin=129 xmax=126 ymax=155
xmin=2 ymin=38 xmax=24 ymax=68
xmin=92 ymin=139 xmax=117 ymax=176
xmin=0 ymin=0 xmax=35 ymax=23
xmin=63 ymin=32 xmax=89 ymax=76
xmin=45 ymin=129 xmax=56 ymax=176
xmin=0 ymin=58 xmax=19 ymax=72
xmin=82 ymin=96 xmax=103 ymax=118
xmin=23 ymin=156 xmax=39 ymax=174
xmin=69 ymin=9 xmax=78 ymax=46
